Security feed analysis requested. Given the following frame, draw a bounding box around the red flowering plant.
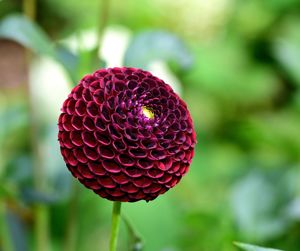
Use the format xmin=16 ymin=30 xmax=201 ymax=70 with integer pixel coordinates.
xmin=58 ymin=67 xmax=196 ymax=250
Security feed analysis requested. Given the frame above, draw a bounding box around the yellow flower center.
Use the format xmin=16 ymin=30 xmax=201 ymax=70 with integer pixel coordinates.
xmin=142 ymin=106 xmax=154 ymax=119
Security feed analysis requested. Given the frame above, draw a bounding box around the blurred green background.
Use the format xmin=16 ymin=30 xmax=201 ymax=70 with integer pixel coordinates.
xmin=1 ymin=0 xmax=300 ymax=251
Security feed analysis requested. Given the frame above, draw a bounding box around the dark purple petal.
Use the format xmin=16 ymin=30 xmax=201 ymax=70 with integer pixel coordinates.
xmin=102 ymin=160 xmax=121 ymax=173
xmin=88 ymin=162 xmax=106 ymax=176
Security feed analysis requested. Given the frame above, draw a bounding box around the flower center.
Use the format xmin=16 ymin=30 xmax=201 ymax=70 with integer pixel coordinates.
xmin=142 ymin=106 xmax=154 ymax=119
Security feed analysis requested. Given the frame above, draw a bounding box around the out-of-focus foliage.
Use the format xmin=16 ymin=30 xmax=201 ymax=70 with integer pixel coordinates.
xmin=1 ymin=0 xmax=300 ymax=251
xmin=0 ymin=14 xmax=55 ymax=56
xmin=124 ymin=30 xmax=193 ymax=70
xmin=234 ymin=242 xmax=284 ymax=251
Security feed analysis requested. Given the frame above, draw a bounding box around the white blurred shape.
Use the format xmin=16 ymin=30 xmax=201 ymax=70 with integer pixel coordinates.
xmin=62 ymin=29 xmax=97 ymax=53
xmin=29 ymin=57 xmax=70 ymax=122
xmin=286 ymin=197 xmax=300 ymax=220
xmin=61 ymin=26 xmax=131 ymax=67
xmin=148 ymin=61 xmax=182 ymax=96
xmin=100 ymin=26 xmax=131 ymax=67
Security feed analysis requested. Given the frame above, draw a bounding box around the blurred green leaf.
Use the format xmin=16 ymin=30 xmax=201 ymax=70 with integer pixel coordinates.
xmin=234 ymin=242 xmax=283 ymax=251
xmin=0 ymin=14 xmax=55 ymax=56
xmin=124 ymin=30 xmax=193 ymax=70
xmin=0 ymin=14 xmax=95 ymax=82
xmin=231 ymin=169 xmax=297 ymax=242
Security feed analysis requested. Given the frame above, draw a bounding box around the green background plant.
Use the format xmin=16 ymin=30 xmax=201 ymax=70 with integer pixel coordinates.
xmin=0 ymin=0 xmax=300 ymax=251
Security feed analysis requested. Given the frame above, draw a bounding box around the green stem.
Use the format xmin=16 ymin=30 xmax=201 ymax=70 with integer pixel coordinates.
xmin=64 ymin=181 xmax=80 ymax=251
xmin=23 ymin=0 xmax=36 ymax=20
xmin=22 ymin=0 xmax=50 ymax=251
xmin=34 ymin=204 xmax=49 ymax=251
xmin=95 ymin=0 xmax=110 ymax=60
xmin=0 ymin=158 xmax=12 ymax=251
xmin=109 ymin=202 xmax=122 ymax=251
xmin=0 ymin=200 xmax=13 ymax=251
xmin=29 ymin=93 xmax=50 ymax=251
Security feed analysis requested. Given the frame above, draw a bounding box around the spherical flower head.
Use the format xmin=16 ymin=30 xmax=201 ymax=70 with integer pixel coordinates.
xmin=58 ymin=67 xmax=196 ymax=202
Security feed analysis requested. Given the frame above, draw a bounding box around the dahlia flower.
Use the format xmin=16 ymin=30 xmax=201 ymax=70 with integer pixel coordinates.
xmin=58 ymin=67 xmax=196 ymax=202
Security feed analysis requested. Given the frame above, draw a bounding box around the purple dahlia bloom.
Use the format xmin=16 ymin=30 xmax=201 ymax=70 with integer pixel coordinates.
xmin=58 ymin=67 xmax=196 ymax=202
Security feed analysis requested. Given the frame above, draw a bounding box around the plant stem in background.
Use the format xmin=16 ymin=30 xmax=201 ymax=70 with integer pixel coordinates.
xmin=22 ymin=0 xmax=36 ymax=20
xmin=64 ymin=182 xmax=80 ymax=251
xmin=0 ymin=143 xmax=13 ymax=251
xmin=109 ymin=202 xmax=122 ymax=251
xmin=0 ymin=201 xmax=13 ymax=251
xmin=22 ymin=0 xmax=50 ymax=251
xmin=34 ymin=205 xmax=49 ymax=251
xmin=95 ymin=0 xmax=110 ymax=60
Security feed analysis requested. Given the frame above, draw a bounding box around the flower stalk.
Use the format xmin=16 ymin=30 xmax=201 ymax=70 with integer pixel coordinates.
xmin=0 ymin=200 xmax=13 ymax=251
xmin=109 ymin=201 xmax=122 ymax=251
xmin=22 ymin=0 xmax=50 ymax=251
xmin=95 ymin=0 xmax=110 ymax=60
xmin=23 ymin=0 xmax=36 ymax=20
xmin=64 ymin=182 xmax=80 ymax=251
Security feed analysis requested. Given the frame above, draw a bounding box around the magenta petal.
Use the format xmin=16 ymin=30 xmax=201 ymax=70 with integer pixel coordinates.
xmin=88 ymin=162 xmax=106 ymax=176
xmin=97 ymin=176 xmax=116 ymax=188
xmin=82 ymin=131 xmax=97 ymax=147
xmin=120 ymin=183 xmax=139 ymax=193
xmin=133 ymin=176 xmax=152 ymax=188
xmin=117 ymin=154 xmax=135 ymax=167
xmin=83 ymin=146 xmax=99 ymax=161
xmin=98 ymin=146 xmax=115 ymax=159
xmin=78 ymin=164 xmax=94 ymax=179
xmin=111 ymin=172 xmax=129 ymax=185
xmin=143 ymin=183 xmax=162 ymax=194
xmin=102 ymin=160 xmax=121 ymax=173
